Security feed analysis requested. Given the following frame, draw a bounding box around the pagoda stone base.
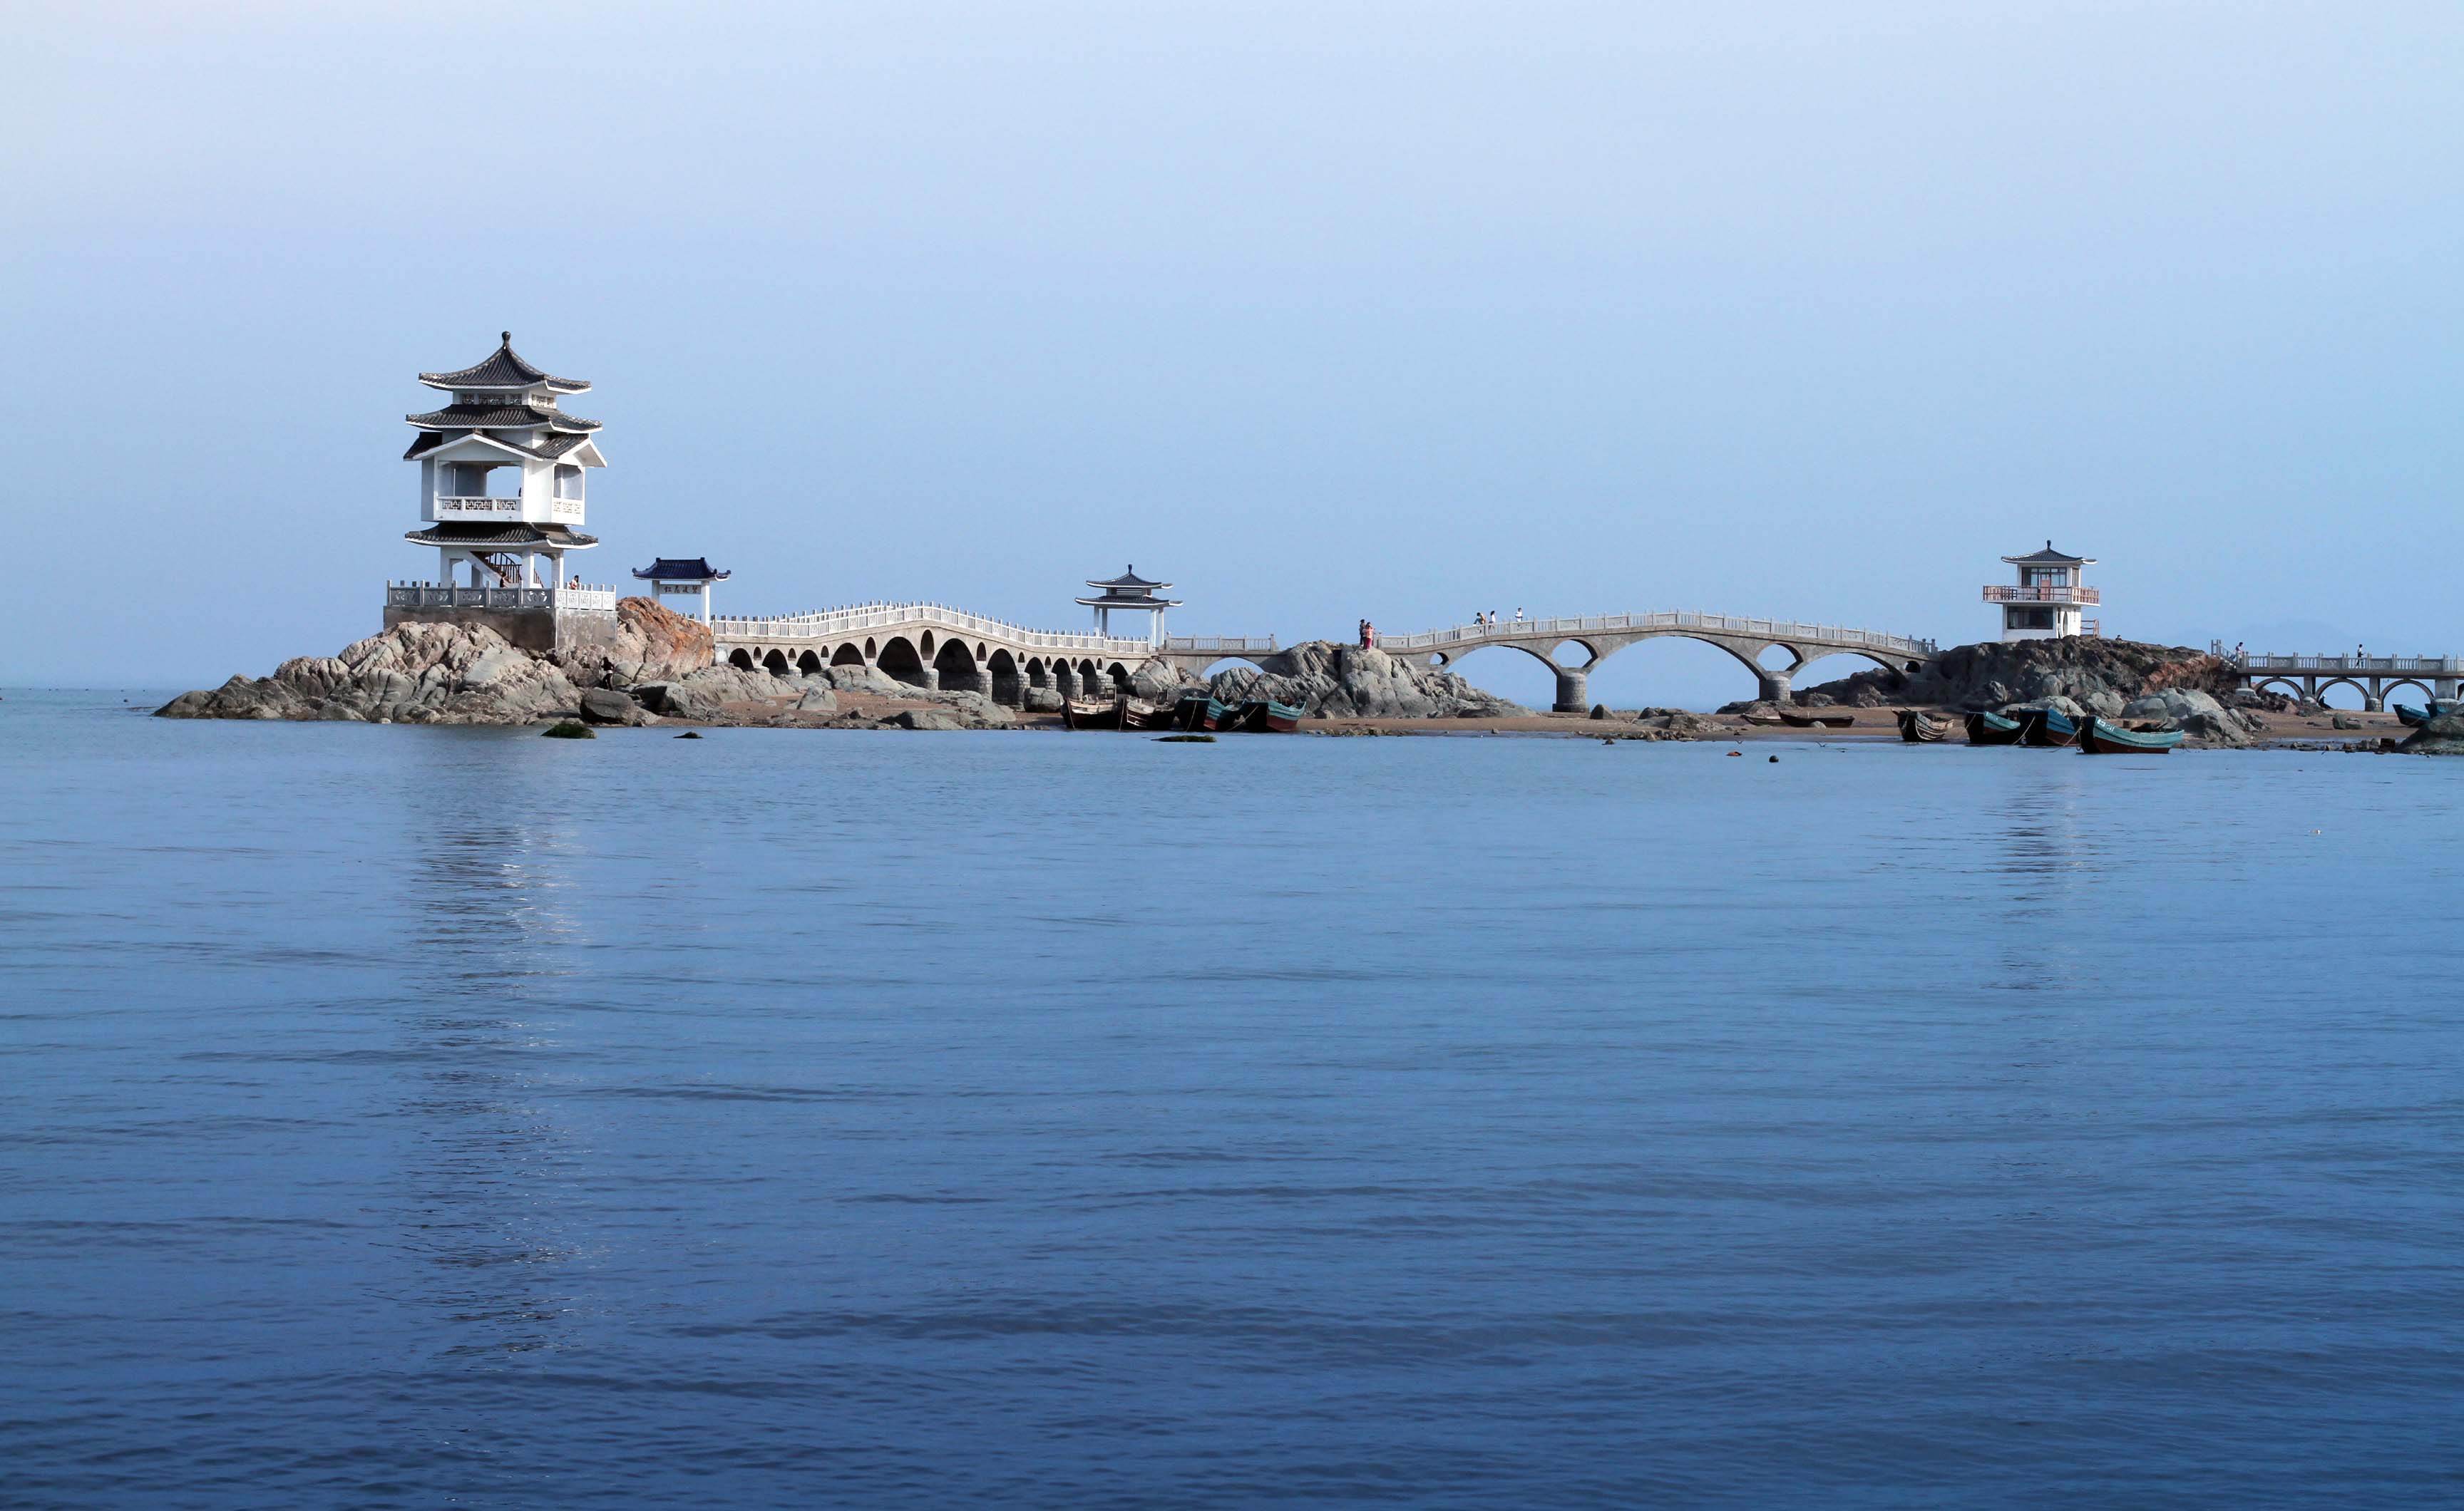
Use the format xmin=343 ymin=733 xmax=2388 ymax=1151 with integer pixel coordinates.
xmin=382 ymin=604 xmax=620 ymax=655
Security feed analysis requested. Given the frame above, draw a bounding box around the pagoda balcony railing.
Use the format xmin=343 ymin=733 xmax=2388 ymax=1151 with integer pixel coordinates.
xmin=386 ymin=582 xmax=617 ymax=615
xmin=1161 ymin=635 xmax=1280 ymax=654
xmin=1983 ymin=584 xmax=2099 ymax=605
xmin=711 ymin=600 xmax=1160 ymax=656
xmin=1377 ymin=612 xmax=1939 ymax=659
xmin=432 ymin=495 xmax=524 ymax=517
xmin=550 ymin=497 xmax=585 ymax=518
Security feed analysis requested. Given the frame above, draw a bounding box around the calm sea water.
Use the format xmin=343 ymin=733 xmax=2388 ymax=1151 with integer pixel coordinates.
xmin=5 ymin=690 xmax=2461 ymax=1507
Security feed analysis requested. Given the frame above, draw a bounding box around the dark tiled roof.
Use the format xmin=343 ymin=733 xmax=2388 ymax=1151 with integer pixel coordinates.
xmin=404 ymin=522 xmax=599 ymax=547
xmin=403 ymin=430 xmax=602 ymax=462
xmin=406 ymin=403 xmax=601 ymax=432
xmin=1087 ymin=564 xmax=1168 ymax=589
xmin=632 ymin=557 xmax=730 ymax=581
xmin=419 ymin=333 xmax=590 ymax=393
xmin=1074 ymin=592 xmax=1183 ymax=608
xmin=2003 ymin=541 xmax=2090 ymax=564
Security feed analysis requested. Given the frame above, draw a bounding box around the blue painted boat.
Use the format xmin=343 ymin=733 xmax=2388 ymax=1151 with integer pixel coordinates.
xmin=1966 ymin=711 xmax=2023 ymax=746
xmin=2079 ymin=717 xmax=2184 ymax=753
xmin=2396 ymin=705 xmax=2428 ymax=728
xmin=2017 ymin=708 xmax=2079 ymax=748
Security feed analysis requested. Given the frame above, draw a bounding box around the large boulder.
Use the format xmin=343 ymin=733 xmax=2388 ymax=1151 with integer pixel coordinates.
xmin=1129 ymin=656 xmax=1205 ymax=702
xmin=1206 ymin=642 xmax=1529 ymax=718
xmin=2399 ymin=713 xmax=2464 ymax=756
xmin=2120 ymin=689 xmax=2261 ymax=746
xmin=548 ymin=597 xmax=714 ymax=688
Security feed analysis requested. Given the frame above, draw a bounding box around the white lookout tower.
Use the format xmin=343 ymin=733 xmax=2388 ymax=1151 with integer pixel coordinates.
xmin=402 ymin=333 xmax=607 ymax=591
xmin=1983 ymin=542 xmax=2100 ymax=641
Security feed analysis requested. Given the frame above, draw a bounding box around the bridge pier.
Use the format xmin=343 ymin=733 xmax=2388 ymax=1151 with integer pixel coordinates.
xmin=915 ymin=668 xmax=939 ymax=691
xmin=1757 ymin=669 xmax=1792 ymax=705
xmin=1053 ymin=664 xmax=1077 ymax=699
xmin=1551 ymin=667 xmax=1589 ymax=713
xmin=2365 ymin=681 xmax=2385 ymax=714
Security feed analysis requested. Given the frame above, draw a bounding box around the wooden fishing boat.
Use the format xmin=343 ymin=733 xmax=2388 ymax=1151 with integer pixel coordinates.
xmin=2396 ymin=704 xmax=2428 ymax=728
xmin=1966 ymin=711 xmax=2024 ymax=746
xmin=1896 ymin=709 xmax=1951 ymax=743
xmin=1061 ymin=697 xmax=1124 ymax=730
xmin=2079 ymin=716 xmax=2184 ymax=754
xmin=1216 ymin=698 xmax=1306 ymax=733
xmin=2016 ymin=708 xmax=2079 ymax=748
xmin=1259 ymin=698 xmax=1303 ymax=733
xmin=1777 ymin=711 xmax=1855 ymax=729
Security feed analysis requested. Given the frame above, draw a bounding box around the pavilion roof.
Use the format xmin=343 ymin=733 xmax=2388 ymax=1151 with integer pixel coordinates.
xmin=2003 ymin=541 xmax=2093 ymax=564
xmin=633 ymin=557 xmax=730 ymax=582
xmin=406 ymin=403 xmax=601 ymax=433
xmin=1075 ymin=592 xmax=1183 ymax=609
xmin=1086 ymin=564 xmax=1169 ymax=589
xmin=404 ymin=522 xmax=598 ymax=547
xmin=419 ymin=334 xmax=590 ymax=393
xmin=403 ymin=430 xmax=604 ymax=462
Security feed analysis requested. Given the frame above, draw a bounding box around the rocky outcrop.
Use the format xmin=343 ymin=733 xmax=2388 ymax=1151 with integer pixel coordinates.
xmin=2120 ymin=689 xmax=2261 ymax=747
xmin=1795 ymin=637 xmax=2242 ymax=716
xmin=2399 ymin=714 xmax=2464 ymax=755
xmin=1129 ymin=656 xmax=1206 ymax=702
xmin=156 ymin=620 xmax=586 ymax=724
xmin=548 ymin=597 xmax=714 ymax=688
xmin=1206 ymin=642 xmax=1529 ymax=718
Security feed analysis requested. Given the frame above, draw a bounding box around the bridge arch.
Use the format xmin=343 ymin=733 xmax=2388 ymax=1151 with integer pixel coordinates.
xmin=987 ymin=648 xmax=1021 ymax=705
xmin=933 ymin=637 xmax=982 ymax=694
xmin=2382 ymin=678 xmax=2436 ymax=706
xmin=831 ymin=642 xmax=867 ymax=666
xmin=761 ymin=648 xmax=791 ymax=676
xmin=877 ymin=635 xmax=926 ymax=687
xmin=727 ymin=647 xmax=755 ymax=671
xmin=2314 ymin=676 xmax=2369 ymax=710
xmin=2254 ymin=676 xmax=2307 ymax=701
xmin=796 ymin=649 xmax=823 ymax=675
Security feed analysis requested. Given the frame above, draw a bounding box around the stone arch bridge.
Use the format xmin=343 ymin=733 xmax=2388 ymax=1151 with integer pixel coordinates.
xmin=1380 ymin=612 xmax=1939 ymax=711
xmin=714 ymin=602 xmax=1938 ymax=713
xmin=710 ymin=602 xmax=1281 ymax=705
xmin=2232 ymin=651 xmax=2462 ymax=713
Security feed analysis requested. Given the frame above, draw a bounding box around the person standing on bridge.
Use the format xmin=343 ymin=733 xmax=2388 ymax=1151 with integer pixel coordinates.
xmin=1513 ymin=607 xmax=1524 ymax=624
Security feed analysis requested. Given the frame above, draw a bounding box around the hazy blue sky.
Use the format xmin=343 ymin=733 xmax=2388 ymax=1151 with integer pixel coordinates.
xmin=5 ymin=1 xmax=2458 ymax=706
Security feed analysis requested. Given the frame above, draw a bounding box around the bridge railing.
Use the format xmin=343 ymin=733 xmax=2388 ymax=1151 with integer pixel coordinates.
xmin=1161 ymin=635 xmax=1278 ymax=655
xmin=712 ymin=600 xmax=1158 ymax=656
xmin=1378 ymin=612 xmax=1936 ymax=659
xmin=2235 ymin=652 xmax=2463 ymax=675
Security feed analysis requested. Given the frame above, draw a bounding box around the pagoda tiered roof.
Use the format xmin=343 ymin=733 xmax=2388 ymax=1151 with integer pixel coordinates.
xmin=419 ymin=333 xmax=590 ymax=393
xmin=404 ymin=430 xmax=602 ymax=461
xmin=404 ymin=402 xmax=601 ymax=433
xmin=405 ymin=522 xmax=598 ymax=547
xmin=1086 ymin=565 xmax=1169 ymax=590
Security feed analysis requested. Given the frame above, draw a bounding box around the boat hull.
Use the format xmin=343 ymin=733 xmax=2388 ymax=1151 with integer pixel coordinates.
xmin=2079 ymin=716 xmax=2184 ymax=753
xmin=2017 ymin=708 xmax=2079 ymax=748
xmin=1966 ymin=712 xmax=2023 ymax=746
xmin=1896 ymin=710 xmax=1950 ymax=743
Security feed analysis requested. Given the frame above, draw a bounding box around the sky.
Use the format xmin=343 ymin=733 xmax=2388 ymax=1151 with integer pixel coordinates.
xmin=4 ymin=0 xmax=2458 ymax=708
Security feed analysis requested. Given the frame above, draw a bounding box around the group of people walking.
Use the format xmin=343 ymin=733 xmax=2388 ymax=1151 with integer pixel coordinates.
xmin=1471 ymin=609 xmax=1524 ymax=631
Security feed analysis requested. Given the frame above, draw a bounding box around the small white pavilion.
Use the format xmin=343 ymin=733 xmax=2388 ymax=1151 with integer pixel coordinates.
xmin=1075 ymin=567 xmax=1181 ymax=644
xmin=632 ymin=557 xmax=731 ymax=623
xmin=1983 ymin=542 xmax=2100 ymax=641
xmin=401 ymin=333 xmax=607 ymax=591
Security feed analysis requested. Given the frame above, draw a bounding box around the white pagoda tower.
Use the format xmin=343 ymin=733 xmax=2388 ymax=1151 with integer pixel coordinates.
xmin=400 ymin=333 xmax=607 ymax=594
xmin=1983 ymin=542 xmax=2100 ymax=641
